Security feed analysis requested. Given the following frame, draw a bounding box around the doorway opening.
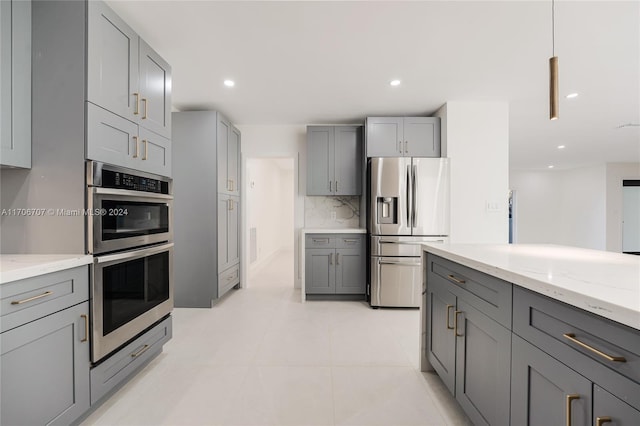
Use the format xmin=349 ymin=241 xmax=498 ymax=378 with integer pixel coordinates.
xmin=622 ymin=180 xmax=640 ymax=255
xmin=246 ymin=158 xmax=295 ymax=287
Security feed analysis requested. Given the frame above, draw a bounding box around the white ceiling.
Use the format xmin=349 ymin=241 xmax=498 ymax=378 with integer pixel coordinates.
xmin=107 ymin=0 xmax=640 ymax=171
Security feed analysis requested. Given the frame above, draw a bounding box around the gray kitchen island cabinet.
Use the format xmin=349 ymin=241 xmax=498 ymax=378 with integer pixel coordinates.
xmin=1 ymin=264 xmax=91 ymax=426
xmin=366 ymin=117 xmax=440 ymax=158
xmin=305 ymin=234 xmax=365 ymax=297
xmin=0 ymin=0 xmax=31 ymax=168
xmin=426 ymin=254 xmax=512 ymax=426
xmin=306 ymin=126 xmax=363 ymax=196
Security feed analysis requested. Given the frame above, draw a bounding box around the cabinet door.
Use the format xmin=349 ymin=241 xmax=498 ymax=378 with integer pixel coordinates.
xmin=87 ymin=0 xmax=139 ymax=121
xmin=403 ymin=117 xmax=440 ymax=157
xmin=426 ymin=278 xmax=457 ymax=394
xmin=306 ymin=126 xmax=334 ymax=195
xmin=86 ymin=102 xmax=139 ymax=169
xmin=139 ymin=39 xmax=172 ymax=139
xmin=366 ymin=117 xmax=403 ymax=157
xmin=0 ymin=0 xmax=31 ymax=168
xmin=334 ymin=126 xmax=362 ymax=196
xmin=218 ymin=195 xmax=229 ymax=270
xmin=335 ymin=248 xmax=365 ymax=294
xmin=594 ymin=385 xmax=640 ymax=426
xmin=511 ymin=334 xmax=592 ymax=426
xmin=227 ymin=196 xmax=240 ymax=267
xmin=455 ymin=299 xmax=511 ymax=426
xmin=228 ymin=125 xmax=241 ymax=196
xmin=217 ymin=115 xmax=231 ymax=193
xmin=1 ymin=302 xmax=90 ymax=426
xmin=305 ymin=249 xmax=336 ymax=294
xmin=139 ymin=127 xmax=172 ymax=177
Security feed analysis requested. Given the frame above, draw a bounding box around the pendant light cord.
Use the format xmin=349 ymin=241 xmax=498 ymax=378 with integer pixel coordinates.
xmin=552 ymin=0 xmax=555 ymax=56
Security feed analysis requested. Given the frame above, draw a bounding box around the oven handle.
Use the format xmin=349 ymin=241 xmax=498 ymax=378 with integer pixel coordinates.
xmin=95 ymin=242 xmax=174 ymax=264
xmin=92 ymin=187 xmax=173 ymax=200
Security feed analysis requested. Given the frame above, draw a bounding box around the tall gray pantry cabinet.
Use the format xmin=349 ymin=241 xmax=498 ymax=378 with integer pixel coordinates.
xmin=173 ymin=111 xmax=242 ymax=308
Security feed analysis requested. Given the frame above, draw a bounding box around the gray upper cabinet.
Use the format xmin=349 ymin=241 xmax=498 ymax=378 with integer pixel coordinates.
xmin=217 ymin=115 xmax=241 ymax=196
xmin=139 ymin=39 xmax=172 ymax=139
xmin=306 ymin=125 xmax=362 ymax=196
xmin=86 ymin=102 xmax=139 ymax=171
xmin=87 ymin=0 xmax=139 ymax=121
xmin=139 ymin=126 xmax=171 ymax=177
xmin=366 ymin=117 xmax=440 ymax=158
xmin=0 ymin=0 xmax=31 ymax=168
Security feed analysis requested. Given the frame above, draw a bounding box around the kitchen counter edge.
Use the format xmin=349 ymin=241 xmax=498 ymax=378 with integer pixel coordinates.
xmin=1 ymin=254 xmax=94 ymax=284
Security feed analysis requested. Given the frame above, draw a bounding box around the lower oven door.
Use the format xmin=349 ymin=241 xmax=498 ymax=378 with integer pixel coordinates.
xmin=370 ymin=256 xmax=422 ymax=308
xmin=91 ymin=242 xmax=174 ymax=362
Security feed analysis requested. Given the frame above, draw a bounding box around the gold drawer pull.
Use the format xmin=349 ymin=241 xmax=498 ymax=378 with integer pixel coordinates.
xmin=133 ymin=92 xmax=140 ymax=115
xmin=596 ymin=417 xmax=612 ymax=426
xmin=446 ymin=304 xmax=454 ymax=330
xmin=11 ymin=291 xmax=53 ymax=305
xmin=563 ymin=333 xmax=626 ymax=362
xmin=566 ymin=394 xmax=580 ymax=426
xmin=81 ymin=314 xmax=89 ymax=342
xmin=141 ymin=98 xmax=148 ymax=119
xmin=312 ymin=239 xmax=329 ymax=243
xmin=447 ymin=274 xmax=466 ymax=284
xmin=131 ymin=344 xmax=151 ymax=358
xmin=454 ymin=310 xmax=464 ymax=337
xmin=343 ymin=239 xmax=358 ymax=243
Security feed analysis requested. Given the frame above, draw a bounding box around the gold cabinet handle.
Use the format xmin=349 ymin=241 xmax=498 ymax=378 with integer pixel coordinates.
xmin=329 ymin=252 xmax=334 ymax=265
xmin=142 ymin=139 xmax=148 ymax=160
xmin=11 ymin=291 xmax=53 ymax=305
xmin=596 ymin=417 xmax=612 ymax=426
xmin=336 ymin=253 xmax=340 ymax=265
xmin=80 ymin=314 xmax=89 ymax=342
xmin=405 ymin=141 xmax=408 ymax=154
xmin=563 ymin=333 xmax=626 ymax=362
xmin=131 ymin=344 xmax=151 ymax=358
xmin=446 ymin=304 xmax=454 ymax=330
xmin=312 ymin=239 xmax=329 ymax=244
xmin=454 ymin=310 xmax=464 ymax=337
xmin=141 ymin=98 xmax=148 ymax=119
xmin=133 ymin=136 xmax=139 ymax=158
xmin=447 ymin=274 xmax=466 ymax=284
xmin=133 ymin=92 xmax=140 ymax=115
xmin=566 ymin=394 xmax=580 ymax=426
xmin=228 ymin=199 xmax=233 ymax=210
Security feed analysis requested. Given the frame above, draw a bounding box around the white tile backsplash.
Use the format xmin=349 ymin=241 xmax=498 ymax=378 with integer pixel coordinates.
xmin=305 ymin=196 xmax=360 ymax=228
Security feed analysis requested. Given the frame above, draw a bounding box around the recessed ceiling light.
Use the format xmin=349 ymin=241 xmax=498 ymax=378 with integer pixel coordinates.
xmin=566 ymin=93 xmax=579 ymax=99
xmin=557 ymin=145 xmax=566 ymax=149
xmin=390 ymin=79 xmax=401 ymax=87
xmin=548 ymin=165 xmax=555 ymax=169
xmin=224 ymin=80 xmax=235 ymax=87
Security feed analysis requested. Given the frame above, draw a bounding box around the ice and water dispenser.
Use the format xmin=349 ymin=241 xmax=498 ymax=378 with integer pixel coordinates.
xmin=376 ymin=197 xmax=398 ymax=225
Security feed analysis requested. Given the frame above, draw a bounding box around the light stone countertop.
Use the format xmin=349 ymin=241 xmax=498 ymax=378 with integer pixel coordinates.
xmin=0 ymin=254 xmax=93 ymax=284
xmin=302 ymin=228 xmax=367 ymax=234
xmin=422 ymin=243 xmax=640 ymax=330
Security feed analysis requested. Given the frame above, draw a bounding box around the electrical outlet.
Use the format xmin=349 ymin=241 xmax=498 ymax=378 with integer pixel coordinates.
xmin=330 ymin=211 xmax=337 ymax=220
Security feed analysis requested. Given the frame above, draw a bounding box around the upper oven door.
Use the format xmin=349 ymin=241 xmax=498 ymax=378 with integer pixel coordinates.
xmin=89 ymin=188 xmax=173 ymax=254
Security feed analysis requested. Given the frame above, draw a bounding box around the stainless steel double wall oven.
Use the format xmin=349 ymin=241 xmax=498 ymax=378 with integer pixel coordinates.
xmin=87 ymin=161 xmax=174 ymax=362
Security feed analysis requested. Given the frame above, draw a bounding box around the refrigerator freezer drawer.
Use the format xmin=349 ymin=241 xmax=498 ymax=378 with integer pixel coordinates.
xmin=370 ymin=257 xmax=421 ymax=308
xmin=371 ymin=235 xmax=448 ymax=257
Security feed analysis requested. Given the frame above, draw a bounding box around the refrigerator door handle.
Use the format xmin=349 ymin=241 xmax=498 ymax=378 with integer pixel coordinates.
xmin=406 ymin=164 xmax=412 ymax=228
xmin=412 ymin=164 xmax=418 ymax=227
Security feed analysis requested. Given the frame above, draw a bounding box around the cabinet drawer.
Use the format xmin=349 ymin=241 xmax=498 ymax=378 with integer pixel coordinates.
xmin=514 ymin=287 xmax=640 ymax=407
xmin=219 ymin=264 xmax=240 ymax=298
xmin=90 ymin=315 xmax=172 ymax=405
xmin=305 ymin=234 xmax=336 ymax=248
xmin=0 ymin=266 xmax=89 ymax=333
xmin=335 ymin=234 xmax=364 ymax=249
xmin=427 ymin=254 xmax=512 ymax=328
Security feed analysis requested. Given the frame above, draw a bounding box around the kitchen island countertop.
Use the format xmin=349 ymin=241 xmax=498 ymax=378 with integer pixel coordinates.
xmin=422 ymin=243 xmax=640 ymax=330
xmin=0 ymin=254 xmax=93 ymax=284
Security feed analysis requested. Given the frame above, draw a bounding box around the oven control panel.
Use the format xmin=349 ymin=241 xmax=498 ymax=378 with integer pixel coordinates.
xmin=103 ymin=169 xmax=169 ymax=194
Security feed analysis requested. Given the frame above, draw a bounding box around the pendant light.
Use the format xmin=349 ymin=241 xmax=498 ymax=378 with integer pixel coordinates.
xmin=549 ymin=0 xmax=559 ymax=120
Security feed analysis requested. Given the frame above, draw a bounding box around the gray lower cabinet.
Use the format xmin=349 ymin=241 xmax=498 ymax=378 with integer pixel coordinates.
xmin=306 ymin=126 xmax=362 ymax=196
xmin=594 ymin=385 xmax=640 ymax=426
xmin=511 ymin=334 xmax=592 ymax=426
xmin=426 ymin=263 xmax=511 ymax=426
xmin=0 ymin=0 xmax=31 ymax=168
xmin=305 ymin=234 xmax=365 ymax=296
xmin=1 ymin=301 xmax=90 ymax=426
xmin=366 ymin=117 xmax=440 ymax=158
xmin=218 ymin=194 xmax=240 ymax=272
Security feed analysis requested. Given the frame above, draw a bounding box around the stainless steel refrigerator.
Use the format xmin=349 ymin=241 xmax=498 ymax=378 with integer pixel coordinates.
xmin=369 ymin=157 xmax=449 ymax=307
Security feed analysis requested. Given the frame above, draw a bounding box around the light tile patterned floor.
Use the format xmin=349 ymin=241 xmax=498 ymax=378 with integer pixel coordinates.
xmin=82 ymin=250 xmax=471 ymax=426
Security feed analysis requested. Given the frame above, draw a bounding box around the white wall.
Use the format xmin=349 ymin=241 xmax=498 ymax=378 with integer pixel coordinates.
xmin=437 ymin=102 xmax=510 ymax=243
xmin=509 ymin=163 xmax=631 ymax=251
xmin=239 ymin=125 xmax=306 ymax=288
xmin=606 ymin=163 xmax=640 ymax=251
xmin=247 ymin=158 xmax=294 ymax=271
